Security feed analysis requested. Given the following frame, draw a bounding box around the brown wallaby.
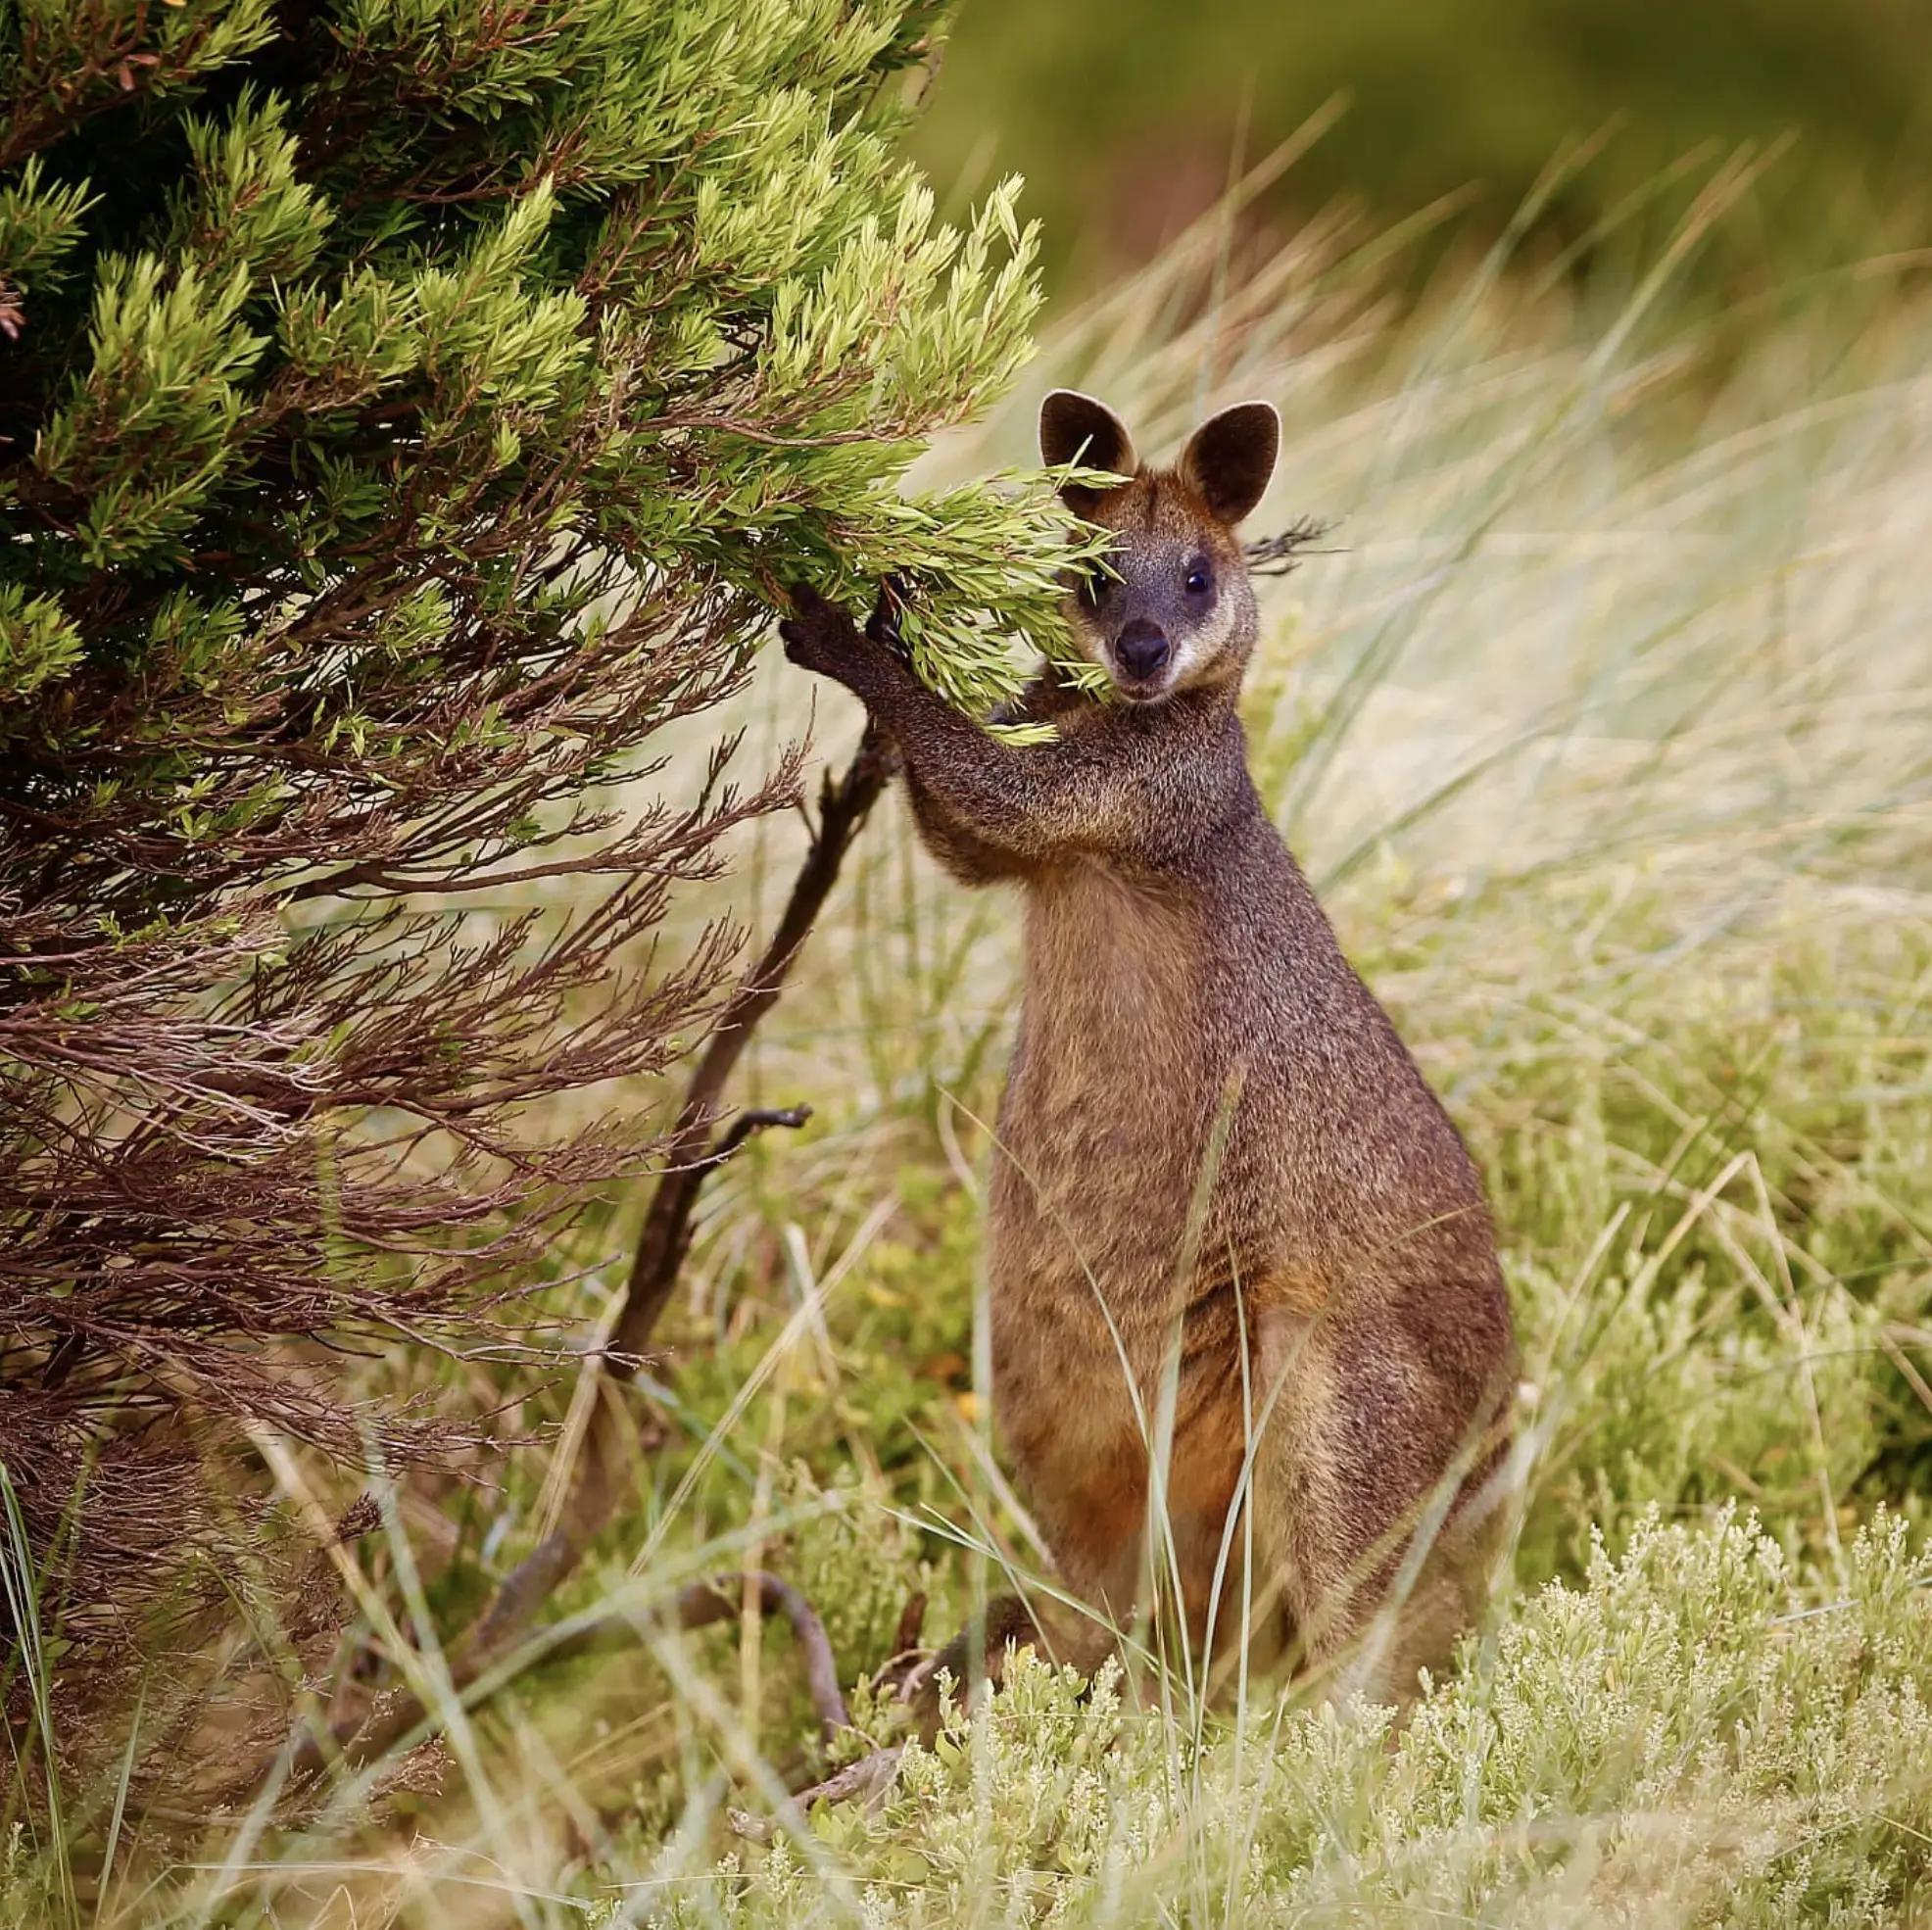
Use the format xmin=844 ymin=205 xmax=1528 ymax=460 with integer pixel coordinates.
xmin=779 ymin=391 xmax=1516 ymax=1719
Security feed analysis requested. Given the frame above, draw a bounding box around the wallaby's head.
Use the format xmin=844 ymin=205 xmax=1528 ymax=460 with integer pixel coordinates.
xmin=1040 ymin=390 xmax=1279 ymax=704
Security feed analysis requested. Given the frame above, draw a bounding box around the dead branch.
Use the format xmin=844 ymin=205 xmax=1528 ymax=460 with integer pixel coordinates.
xmin=462 ymin=725 xmax=894 ymax=1662
xmin=726 ymin=1746 xmax=904 ymax=1846
xmin=699 ymin=1104 xmax=814 ymax=1174
xmin=275 ymin=1567 xmax=853 ymax=1792
xmin=1244 ymin=516 xmax=1338 ymax=575
xmin=255 ymin=725 xmax=894 ymax=1796
xmin=673 ymin=1572 xmax=850 ymax=1738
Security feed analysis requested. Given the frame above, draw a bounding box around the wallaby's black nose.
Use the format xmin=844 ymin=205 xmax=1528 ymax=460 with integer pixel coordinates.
xmin=1114 ymin=620 xmax=1170 ymax=681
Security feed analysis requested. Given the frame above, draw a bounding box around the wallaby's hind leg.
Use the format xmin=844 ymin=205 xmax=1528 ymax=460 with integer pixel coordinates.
xmin=1255 ymin=1304 xmax=1508 ymax=1707
xmin=1293 ymin=1533 xmax=1487 ymax=1710
xmin=907 ymin=1441 xmax=1147 ymax=1739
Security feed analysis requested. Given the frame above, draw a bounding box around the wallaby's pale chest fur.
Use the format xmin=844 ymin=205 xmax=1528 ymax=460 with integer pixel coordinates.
xmin=781 ymin=391 xmax=1516 ymax=1713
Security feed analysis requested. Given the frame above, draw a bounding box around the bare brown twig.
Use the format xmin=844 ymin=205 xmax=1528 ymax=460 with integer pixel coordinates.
xmin=462 ymin=724 xmax=894 ymax=1663
xmin=674 ymin=1573 xmax=850 ymax=1738
xmin=253 ymin=725 xmax=895 ymax=1797
xmin=1243 ymin=516 xmax=1337 ymax=576
xmin=274 ymin=1566 xmax=855 ymax=1790
xmin=726 ymin=1746 xmax=904 ymax=1846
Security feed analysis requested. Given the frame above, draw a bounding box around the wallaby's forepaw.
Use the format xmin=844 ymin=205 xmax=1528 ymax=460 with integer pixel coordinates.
xmin=779 ymin=582 xmax=867 ymax=681
xmin=779 ymin=580 xmax=913 ymax=685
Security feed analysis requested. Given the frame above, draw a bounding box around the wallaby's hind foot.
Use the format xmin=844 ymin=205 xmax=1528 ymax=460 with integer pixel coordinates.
xmin=903 ymin=1590 xmax=1128 ymax=1743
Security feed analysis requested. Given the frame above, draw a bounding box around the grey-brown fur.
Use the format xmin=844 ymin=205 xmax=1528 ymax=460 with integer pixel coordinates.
xmin=779 ymin=392 xmax=1516 ymax=1719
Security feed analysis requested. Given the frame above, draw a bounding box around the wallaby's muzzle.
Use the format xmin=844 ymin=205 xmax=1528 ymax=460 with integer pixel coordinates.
xmin=1113 ymin=618 xmax=1172 ymax=688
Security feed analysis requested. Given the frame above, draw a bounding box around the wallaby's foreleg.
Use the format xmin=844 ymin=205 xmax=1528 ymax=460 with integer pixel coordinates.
xmin=779 ymin=585 xmax=1143 ymax=862
xmin=906 ymin=676 xmax=1080 ymax=882
xmin=902 ymin=768 xmax=1024 ymax=884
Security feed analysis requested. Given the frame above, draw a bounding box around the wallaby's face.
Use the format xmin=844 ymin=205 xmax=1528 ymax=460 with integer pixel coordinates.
xmin=1039 ymin=392 xmax=1280 ymax=705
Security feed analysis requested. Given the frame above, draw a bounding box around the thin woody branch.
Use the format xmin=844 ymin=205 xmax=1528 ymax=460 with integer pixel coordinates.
xmin=466 ymin=727 xmax=894 ymax=1659
xmin=274 ymin=1568 xmax=852 ymax=1789
xmin=247 ymin=727 xmax=894 ymax=1797
xmin=673 ymin=1573 xmax=850 ymax=1739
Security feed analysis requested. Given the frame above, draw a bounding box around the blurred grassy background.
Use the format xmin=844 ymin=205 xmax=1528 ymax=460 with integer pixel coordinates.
xmin=909 ymin=0 xmax=1932 ymax=298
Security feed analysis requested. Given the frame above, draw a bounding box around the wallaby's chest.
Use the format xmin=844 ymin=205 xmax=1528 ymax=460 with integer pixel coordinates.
xmin=1008 ymin=863 xmax=1213 ymax=1113
xmin=990 ymin=865 xmax=1228 ymax=1300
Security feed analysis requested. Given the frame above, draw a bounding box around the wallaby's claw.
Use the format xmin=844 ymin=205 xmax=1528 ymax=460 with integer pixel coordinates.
xmin=778 ymin=581 xmax=863 ymax=677
xmin=865 ymin=574 xmax=913 ymax=664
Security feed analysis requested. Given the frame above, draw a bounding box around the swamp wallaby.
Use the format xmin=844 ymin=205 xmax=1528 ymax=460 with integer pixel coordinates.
xmin=779 ymin=391 xmax=1516 ymax=1714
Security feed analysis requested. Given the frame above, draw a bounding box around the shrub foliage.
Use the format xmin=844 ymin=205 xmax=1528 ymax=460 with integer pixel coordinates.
xmin=0 ymin=0 xmax=1074 ymax=1698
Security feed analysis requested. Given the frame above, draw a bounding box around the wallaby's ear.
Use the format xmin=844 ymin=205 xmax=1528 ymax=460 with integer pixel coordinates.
xmin=1039 ymin=389 xmax=1136 ymax=511
xmin=1179 ymin=401 xmax=1280 ymax=526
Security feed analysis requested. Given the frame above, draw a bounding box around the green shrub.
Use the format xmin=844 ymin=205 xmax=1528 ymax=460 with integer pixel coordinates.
xmin=0 ymin=0 xmax=1077 ymax=1792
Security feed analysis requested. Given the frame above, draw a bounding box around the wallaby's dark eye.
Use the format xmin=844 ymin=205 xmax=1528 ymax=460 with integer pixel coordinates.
xmin=1183 ymin=561 xmax=1212 ymax=596
xmin=1080 ymin=561 xmax=1112 ymax=608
